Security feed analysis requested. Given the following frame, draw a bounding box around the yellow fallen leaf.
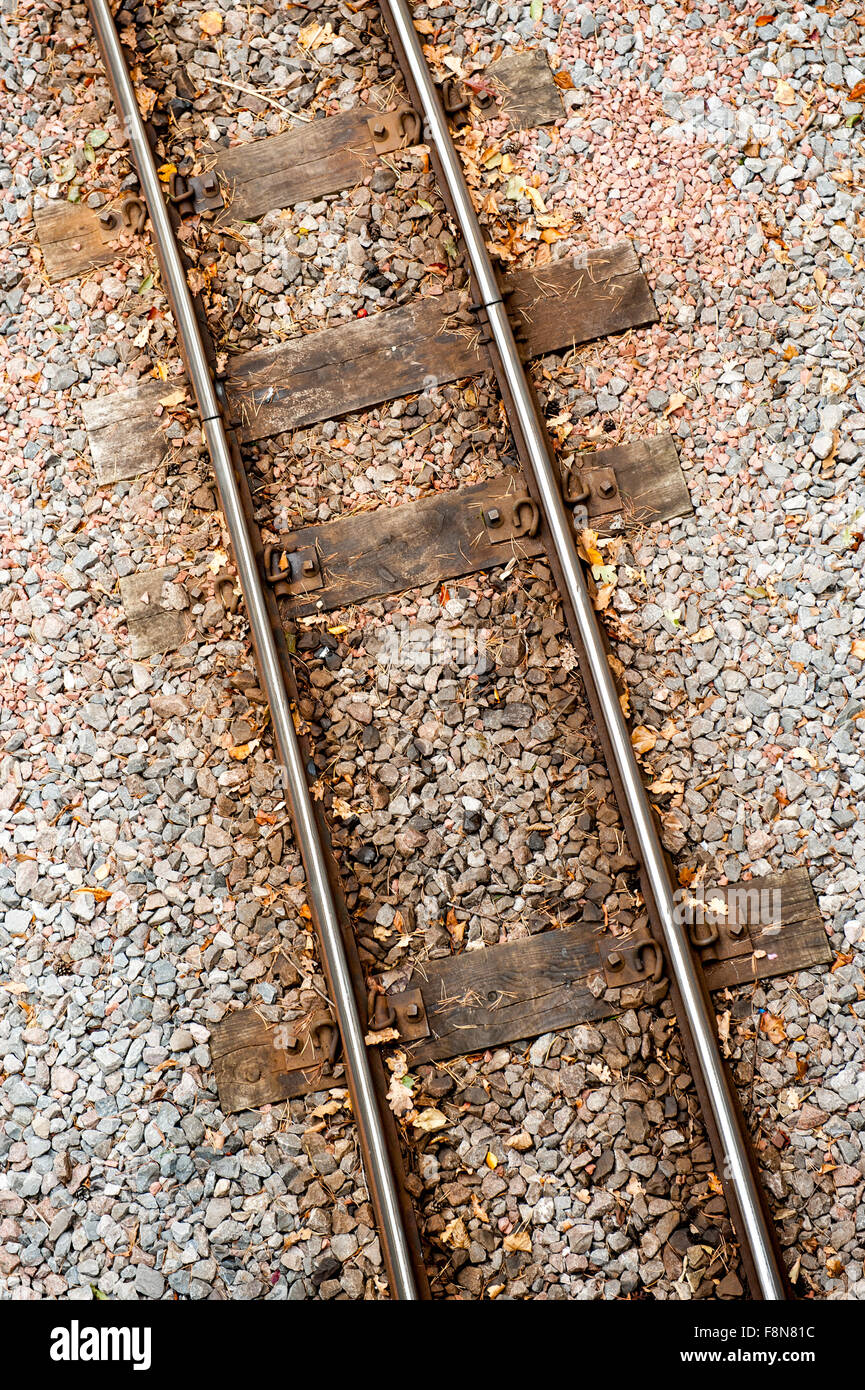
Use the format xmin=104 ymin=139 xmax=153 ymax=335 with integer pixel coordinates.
xmin=299 ymin=20 xmax=333 ymax=49
xmin=157 ymin=163 xmax=177 ymax=183
xmin=413 ymin=1107 xmax=448 ymax=1133
xmin=199 ymin=10 xmax=223 ymax=36
xmin=578 ymin=527 xmax=603 ymax=567
xmin=485 ymin=1151 xmax=497 ymax=1169
xmin=503 ymin=1230 xmax=532 ymax=1253
xmin=631 ymin=725 xmax=657 ymax=755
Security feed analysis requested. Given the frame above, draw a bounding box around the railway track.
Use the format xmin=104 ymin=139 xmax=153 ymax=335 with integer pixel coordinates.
xmin=60 ymin=0 xmax=836 ymax=1301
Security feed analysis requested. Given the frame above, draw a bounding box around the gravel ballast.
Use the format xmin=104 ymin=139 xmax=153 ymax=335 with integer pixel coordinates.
xmin=1 ymin=0 xmax=863 ymax=1301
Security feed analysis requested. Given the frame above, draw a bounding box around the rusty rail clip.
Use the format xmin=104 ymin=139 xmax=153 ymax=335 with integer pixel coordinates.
xmin=563 ymin=464 xmax=621 ymax=516
xmin=367 ymin=985 xmax=429 ymax=1043
xmin=368 ymin=106 xmax=423 ymax=155
xmin=263 ymin=543 xmax=324 ymax=598
xmin=438 ymin=77 xmax=471 ymax=127
xmin=99 ymin=193 xmax=146 ymax=236
xmin=599 ymin=929 xmax=664 ymax=988
xmin=168 ymin=169 xmax=224 ymax=219
xmin=482 ymin=491 xmax=540 ymax=544
xmin=275 ymin=1008 xmax=340 ymax=1075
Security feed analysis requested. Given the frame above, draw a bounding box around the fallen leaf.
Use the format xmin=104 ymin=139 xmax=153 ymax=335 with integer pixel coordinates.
xmin=664 ymin=391 xmax=688 ymax=417
xmin=158 ymin=388 xmax=188 ymax=409
xmin=198 ymin=10 xmax=223 ymax=36
xmin=760 ymin=1012 xmax=787 ymax=1045
xmin=631 ymin=725 xmax=657 ymax=755
xmin=299 ymin=21 xmax=334 ymax=50
xmin=503 ymin=1230 xmax=532 ymax=1253
xmin=851 ymin=639 xmax=865 ymax=660
xmin=413 ymin=1107 xmax=449 ymax=1133
xmin=814 ymin=267 xmax=827 ymax=292
xmin=441 ymin=1217 xmax=470 ymax=1249
xmin=228 ymin=739 xmax=260 ymax=761
xmin=365 ymin=1026 xmax=399 ymax=1045
xmin=386 ymin=1071 xmax=415 ymax=1116
xmin=775 ymin=79 xmax=796 ymax=106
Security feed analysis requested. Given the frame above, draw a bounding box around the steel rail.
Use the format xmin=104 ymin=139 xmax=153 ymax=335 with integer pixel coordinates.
xmin=381 ymin=0 xmax=786 ymax=1302
xmin=85 ymin=0 xmax=419 ymax=1301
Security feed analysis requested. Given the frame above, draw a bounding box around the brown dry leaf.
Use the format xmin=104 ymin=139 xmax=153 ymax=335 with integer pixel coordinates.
xmin=707 ymin=1171 xmax=724 ymax=1195
xmin=413 ymin=1107 xmax=448 ymax=1134
xmin=760 ymin=1012 xmax=787 ymax=1045
xmin=631 ymin=725 xmax=657 ymax=755
xmin=814 ymin=267 xmax=828 ymax=292
xmin=386 ymin=1071 xmax=414 ymax=1117
xmin=503 ymin=1230 xmax=532 ymax=1253
xmin=850 ymin=639 xmax=865 ymax=659
xmin=664 ymin=391 xmax=688 ymax=417
xmin=441 ymin=1217 xmax=470 ymax=1249
xmin=445 ymin=906 xmax=464 ymax=946
xmin=198 ymin=10 xmax=223 ymax=36
xmin=618 ymin=689 xmax=631 ymax=719
xmin=158 ymin=388 xmax=188 ymax=409
xmin=775 ymin=79 xmax=796 ymax=105
xmin=553 ymin=70 xmax=575 ymax=90
xmin=593 ymin=581 xmax=616 ymax=612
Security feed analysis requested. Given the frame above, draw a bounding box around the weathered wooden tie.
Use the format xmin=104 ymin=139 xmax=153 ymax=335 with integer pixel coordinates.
xmin=37 ymin=50 xmax=564 ymax=282
xmin=212 ymin=867 xmax=830 ymax=1112
xmin=266 ymin=434 xmax=690 ymax=617
xmin=84 ymin=242 xmax=656 ymax=485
